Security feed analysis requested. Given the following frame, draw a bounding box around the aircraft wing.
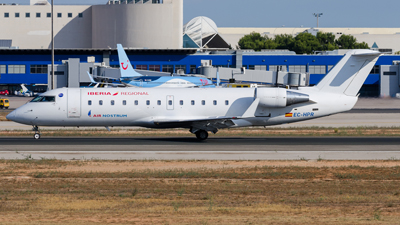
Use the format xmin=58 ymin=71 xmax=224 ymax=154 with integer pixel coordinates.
xmin=153 ymin=98 xmax=260 ymax=133
xmin=153 ymin=116 xmax=238 ymax=133
xmin=87 ymin=72 xmax=127 ymax=87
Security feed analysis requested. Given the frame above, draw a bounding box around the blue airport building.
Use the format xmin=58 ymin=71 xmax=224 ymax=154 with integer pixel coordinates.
xmin=1 ymin=48 xmax=400 ymax=97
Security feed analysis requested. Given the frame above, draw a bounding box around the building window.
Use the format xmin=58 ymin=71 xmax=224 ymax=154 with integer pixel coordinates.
xmin=123 ymin=100 xmax=126 ymax=105
xmin=36 ymin=13 xmax=40 ymax=18
xmin=225 ymin=100 xmax=229 ymax=105
xmin=383 ymin=71 xmax=397 ymax=76
xmin=248 ymin=65 xmax=255 ymax=70
xmin=134 ymin=100 xmax=138 ymax=105
xmin=8 ymin=65 xmax=26 ymax=74
xmin=136 ymin=65 xmax=147 ymax=70
xmin=190 ymin=65 xmax=196 ymax=74
xmin=47 ymin=13 xmax=51 ymax=18
xmin=309 ymin=65 xmax=326 ymax=74
xmin=370 ymin=65 xmax=380 ymax=74
xmin=149 ymin=65 xmax=160 ymax=71
xmin=25 ymin=13 xmax=30 ymax=18
xmin=68 ymin=13 xmax=72 ymax=18
xmin=88 ymin=100 xmax=92 ymax=106
xmin=157 ymin=100 xmax=161 ymax=105
xmin=99 ymin=100 xmax=103 ymax=106
xmin=146 ymin=100 xmax=150 ymax=105
xmin=175 ymin=65 xmax=186 ymax=73
xmin=4 ymin=13 xmax=9 ymax=18
xmin=191 ymin=100 xmax=195 ymax=105
xmin=162 ymin=65 xmax=173 ymax=73
xmin=327 ymin=65 xmax=334 ymax=72
xmin=289 ymin=65 xmax=306 ymax=73
xmin=111 ymin=100 xmax=115 ymax=106
xmin=15 ymin=13 xmax=19 ymax=18
xmin=0 ymin=65 xmax=6 ymax=74
xmin=201 ymin=100 xmax=205 ymax=105
xmin=57 ymin=13 xmax=62 ymax=18
xmin=180 ymin=100 xmax=183 ymax=105
xmin=78 ymin=13 xmax=83 ymax=18
xmin=269 ymin=65 xmax=286 ymax=72
xmin=30 ymin=65 xmax=48 ymax=74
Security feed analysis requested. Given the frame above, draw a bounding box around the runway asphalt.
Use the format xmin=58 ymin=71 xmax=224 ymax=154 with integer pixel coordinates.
xmin=1 ymin=136 xmax=400 ymax=148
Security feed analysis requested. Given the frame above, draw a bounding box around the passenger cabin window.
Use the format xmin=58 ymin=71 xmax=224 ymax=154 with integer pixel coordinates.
xmin=88 ymin=100 xmax=92 ymax=106
xmin=201 ymin=100 xmax=205 ymax=105
xmin=180 ymin=100 xmax=183 ymax=105
xmin=111 ymin=100 xmax=115 ymax=106
xmin=99 ymin=100 xmax=103 ymax=106
xmin=157 ymin=100 xmax=161 ymax=105
xmin=146 ymin=100 xmax=150 ymax=105
xmin=135 ymin=100 xmax=138 ymax=105
xmin=191 ymin=100 xmax=195 ymax=105
xmin=30 ymin=96 xmax=55 ymax=102
xmin=123 ymin=100 xmax=126 ymax=105
xmin=213 ymin=100 xmax=217 ymax=105
xmin=225 ymin=100 xmax=229 ymax=105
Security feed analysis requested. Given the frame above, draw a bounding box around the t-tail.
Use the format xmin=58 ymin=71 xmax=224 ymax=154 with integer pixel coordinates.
xmin=117 ymin=44 xmax=142 ymax=78
xmin=315 ymin=49 xmax=381 ymax=96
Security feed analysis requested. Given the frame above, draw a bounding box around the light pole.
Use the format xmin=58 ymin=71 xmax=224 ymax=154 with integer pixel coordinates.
xmin=313 ymin=13 xmax=323 ymax=28
xmin=51 ymin=0 xmax=54 ymax=90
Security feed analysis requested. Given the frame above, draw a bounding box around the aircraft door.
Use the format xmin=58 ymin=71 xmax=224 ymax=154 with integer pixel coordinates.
xmin=67 ymin=89 xmax=81 ymax=118
xmin=166 ymin=95 xmax=174 ymax=110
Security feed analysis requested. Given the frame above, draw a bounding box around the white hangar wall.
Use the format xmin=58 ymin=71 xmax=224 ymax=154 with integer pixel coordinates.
xmin=92 ymin=0 xmax=183 ymax=49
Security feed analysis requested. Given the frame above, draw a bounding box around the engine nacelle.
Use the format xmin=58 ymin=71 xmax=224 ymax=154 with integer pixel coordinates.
xmin=256 ymin=88 xmax=309 ymax=108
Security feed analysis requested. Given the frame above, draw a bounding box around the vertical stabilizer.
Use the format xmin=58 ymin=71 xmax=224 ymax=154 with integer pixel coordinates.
xmin=117 ymin=44 xmax=142 ymax=78
xmin=315 ymin=50 xmax=381 ymax=96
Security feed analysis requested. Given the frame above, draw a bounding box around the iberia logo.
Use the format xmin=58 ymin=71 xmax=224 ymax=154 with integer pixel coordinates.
xmin=88 ymin=92 xmax=119 ymax=96
xmin=285 ymin=113 xmax=293 ymax=117
xmin=121 ymin=60 xmax=129 ymax=70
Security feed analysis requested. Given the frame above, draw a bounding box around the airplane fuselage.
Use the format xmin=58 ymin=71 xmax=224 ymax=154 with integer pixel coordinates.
xmin=7 ymin=87 xmax=357 ymax=129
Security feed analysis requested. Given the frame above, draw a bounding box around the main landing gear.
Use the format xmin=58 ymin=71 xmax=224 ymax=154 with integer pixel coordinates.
xmin=32 ymin=125 xmax=40 ymax=139
xmin=195 ymin=130 xmax=208 ymax=141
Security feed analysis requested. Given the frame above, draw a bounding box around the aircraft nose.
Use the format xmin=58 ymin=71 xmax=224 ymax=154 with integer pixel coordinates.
xmin=6 ymin=110 xmax=16 ymax=121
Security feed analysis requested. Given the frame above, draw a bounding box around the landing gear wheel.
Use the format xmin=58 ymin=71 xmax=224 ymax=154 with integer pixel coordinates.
xmin=34 ymin=133 xmax=40 ymax=139
xmin=32 ymin=126 xmax=40 ymax=140
xmin=195 ymin=130 xmax=208 ymax=141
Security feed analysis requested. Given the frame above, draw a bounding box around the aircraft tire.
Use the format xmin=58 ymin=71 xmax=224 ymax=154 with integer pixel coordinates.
xmin=195 ymin=130 xmax=208 ymax=141
xmin=34 ymin=133 xmax=40 ymax=140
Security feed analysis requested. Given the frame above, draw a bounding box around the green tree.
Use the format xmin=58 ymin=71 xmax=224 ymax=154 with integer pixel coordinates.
xmin=336 ymin=34 xmax=369 ymax=49
xmin=316 ymin=32 xmax=338 ymax=51
xmin=274 ymin=34 xmax=295 ymax=50
xmin=292 ymin=33 xmax=320 ymax=54
xmin=238 ymin=32 xmax=272 ymax=51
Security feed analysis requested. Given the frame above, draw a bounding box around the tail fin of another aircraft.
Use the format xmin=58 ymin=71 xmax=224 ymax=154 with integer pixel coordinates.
xmin=117 ymin=44 xmax=142 ymax=78
xmin=315 ymin=49 xmax=381 ymax=96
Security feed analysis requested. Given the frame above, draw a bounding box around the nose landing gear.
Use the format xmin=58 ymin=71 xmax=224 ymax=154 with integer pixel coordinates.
xmin=32 ymin=125 xmax=40 ymax=139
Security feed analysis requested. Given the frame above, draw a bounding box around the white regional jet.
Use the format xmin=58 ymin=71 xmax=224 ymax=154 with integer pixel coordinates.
xmin=7 ymin=50 xmax=381 ymax=140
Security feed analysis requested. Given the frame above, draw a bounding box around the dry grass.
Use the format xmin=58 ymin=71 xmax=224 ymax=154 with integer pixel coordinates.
xmin=0 ymin=160 xmax=400 ymax=224
xmin=0 ymin=111 xmax=9 ymax=121
xmin=1 ymin=127 xmax=400 ymax=137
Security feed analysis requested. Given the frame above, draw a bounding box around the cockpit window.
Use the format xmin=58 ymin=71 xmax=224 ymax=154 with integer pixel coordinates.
xmin=30 ymin=96 xmax=55 ymax=102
